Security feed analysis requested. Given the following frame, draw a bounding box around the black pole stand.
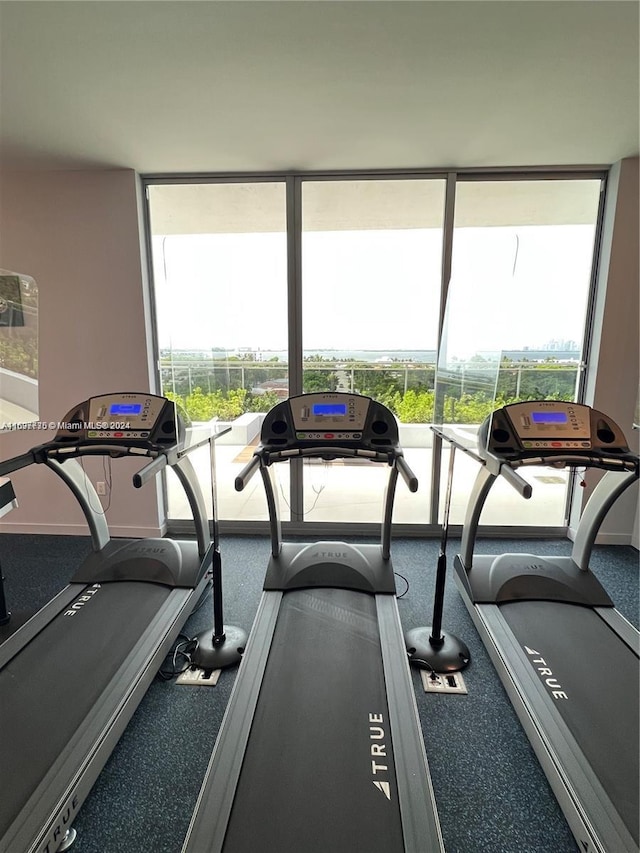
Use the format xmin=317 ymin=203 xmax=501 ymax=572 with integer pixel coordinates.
xmin=191 ymin=434 xmax=247 ymax=672
xmin=0 ymin=479 xmax=17 ymax=628
xmin=0 ymin=563 xmax=11 ymax=626
xmin=405 ymin=441 xmax=470 ymax=673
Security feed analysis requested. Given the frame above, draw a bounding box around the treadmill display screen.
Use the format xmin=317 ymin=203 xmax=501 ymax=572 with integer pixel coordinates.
xmin=312 ymin=403 xmax=347 ymax=416
xmin=109 ymin=403 xmax=143 ymax=416
xmin=531 ymin=412 xmax=568 ymax=424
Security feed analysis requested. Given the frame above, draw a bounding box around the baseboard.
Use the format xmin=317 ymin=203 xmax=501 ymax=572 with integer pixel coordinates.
xmin=567 ymin=526 xmax=633 ymax=547
xmin=0 ymin=521 xmax=166 ymax=539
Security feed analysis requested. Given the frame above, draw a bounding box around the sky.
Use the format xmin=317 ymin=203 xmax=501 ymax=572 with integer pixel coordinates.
xmin=152 ymin=224 xmax=597 ymax=357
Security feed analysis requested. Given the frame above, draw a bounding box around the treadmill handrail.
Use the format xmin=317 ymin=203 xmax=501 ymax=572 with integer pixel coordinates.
xmin=396 ymin=455 xmax=419 ymax=493
xmin=431 ymin=426 xmax=639 ymax=475
xmin=499 ymin=462 xmax=533 ymax=499
xmin=133 ymin=454 xmax=168 ymax=488
xmin=235 ymin=444 xmax=417 ymax=492
xmin=451 ymin=442 xmax=639 ymax=571
xmin=234 ymin=454 xmax=262 ymax=492
xmin=432 ymin=428 xmax=532 ymax=500
xmin=0 ymin=448 xmax=40 ymax=476
xmin=237 ymin=443 xmax=415 ymax=560
xmin=0 ymin=432 xmax=216 ymax=559
xmin=0 ymin=441 xmax=156 ymax=470
xmin=264 ymin=445 xmax=397 ymax=463
xmin=502 ymin=452 xmax=638 ymax=472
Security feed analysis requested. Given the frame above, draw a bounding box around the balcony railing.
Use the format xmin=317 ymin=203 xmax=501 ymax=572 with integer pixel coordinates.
xmin=158 ymin=356 xmax=582 ymax=426
xmin=159 ymin=356 xmax=578 ymax=529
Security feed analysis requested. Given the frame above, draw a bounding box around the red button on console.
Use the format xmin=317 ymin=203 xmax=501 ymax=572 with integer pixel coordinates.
xmin=324 ymin=433 xmax=334 ymax=439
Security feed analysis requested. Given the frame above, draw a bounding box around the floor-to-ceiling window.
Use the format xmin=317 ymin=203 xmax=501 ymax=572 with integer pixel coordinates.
xmin=299 ymin=178 xmax=445 ymax=525
xmin=147 ymin=181 xmax=289 ymax=522
xmin=435 ymin=178 xmax=603 ymax=527
xmin=144 ymin=170 xmax=605 ymax=534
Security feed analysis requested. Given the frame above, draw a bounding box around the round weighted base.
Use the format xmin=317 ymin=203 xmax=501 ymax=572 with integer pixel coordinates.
xmin=405 ymin=627 xmax=471 ymax=673
xmin=57 ymin=828 xmax=77 ymax=851
xmin=0 ymin=609 xmax=32 ymax=642
xmin=191 ymin=625 xmax=247 ymax=671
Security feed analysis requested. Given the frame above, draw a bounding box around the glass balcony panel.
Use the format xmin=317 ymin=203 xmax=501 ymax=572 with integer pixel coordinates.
xmin=0 ymin=270 xmax=39 ymax=428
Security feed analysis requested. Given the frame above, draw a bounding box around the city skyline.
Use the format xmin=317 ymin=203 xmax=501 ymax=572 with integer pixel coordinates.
xmin=159 ymin=337 xmax=582 ymax=358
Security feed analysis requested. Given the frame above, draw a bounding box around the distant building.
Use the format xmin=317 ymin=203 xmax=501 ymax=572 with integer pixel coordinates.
xmin=251 ymin=378 xmax=289 ymax=398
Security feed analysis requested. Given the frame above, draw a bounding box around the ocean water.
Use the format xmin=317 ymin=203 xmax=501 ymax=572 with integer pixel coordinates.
xmin=162 ymin=347 xmax=580 ymax=364
xmin=228 ymin=349 xmax=438 ymax=363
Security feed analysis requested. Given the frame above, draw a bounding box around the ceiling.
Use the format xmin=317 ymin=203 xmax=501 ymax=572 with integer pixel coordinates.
xmin=0 ymin=1 xmax=638 ymax=175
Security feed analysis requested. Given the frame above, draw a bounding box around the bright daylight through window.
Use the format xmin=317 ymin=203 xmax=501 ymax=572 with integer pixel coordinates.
xmin=146 ymin=174 xmax=603 ymax=531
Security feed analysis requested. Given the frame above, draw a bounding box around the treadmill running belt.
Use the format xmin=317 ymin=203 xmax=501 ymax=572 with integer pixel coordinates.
xmin=500 ymin=600 xmax=639 ymax=844
xmin=222 ymin=587 xmax=405 ymax=853
xmin=0 ymin=581 xmax=173 ymax=836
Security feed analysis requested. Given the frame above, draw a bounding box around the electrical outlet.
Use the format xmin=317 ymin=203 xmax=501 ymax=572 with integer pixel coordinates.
xmin=176 ymin=666 xmax=221 ymax=686
xmin=421 ymin=670 xmax=468 ymax=695
xmin=96 ymin=481 xmax=107 ymax=496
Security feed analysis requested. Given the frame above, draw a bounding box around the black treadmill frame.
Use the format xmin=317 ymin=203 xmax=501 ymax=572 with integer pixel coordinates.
xmin=0 ymin=403 xmax=225 ymax=853
xmin=182 ymin=393 xmax=445 ymax=853
xmin=452 ymin=443 xmax=639 ymax=853
xmin=467 ymin=596 xmax=638 ymax=853
xmin=1 ymin=572 xmax=208 ymax=853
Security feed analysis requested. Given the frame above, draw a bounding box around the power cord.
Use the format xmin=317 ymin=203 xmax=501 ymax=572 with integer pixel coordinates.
xmin=79 ymin=455 xmax=113 ymax=514
xmin=156 ymin=575 xmax=217 ymax=681
xmin=394 ymin=572 xmax=410 ymax=599
xmin=157 ymin=634 xmax=199 ymax=681
xmin=277 ymin=459 xmax=327 ymax=516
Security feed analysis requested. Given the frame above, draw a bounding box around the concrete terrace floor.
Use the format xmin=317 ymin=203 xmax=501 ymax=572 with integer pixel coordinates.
xmin=167 ymin=440 xmax=570 ymax=527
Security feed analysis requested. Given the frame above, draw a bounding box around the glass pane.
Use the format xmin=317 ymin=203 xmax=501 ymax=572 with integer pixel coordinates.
xmin=147 ymin=182 xmax=289 ymax=521
xmin=435 ymin=271 xmax=502 ymax=425
xmin=0 ymin=270 xmax=38 ymax=428
xmin=441 ymin=179 xmax=602 ymax=525
xmin=301 ymin=179 xmax=446 ymax=524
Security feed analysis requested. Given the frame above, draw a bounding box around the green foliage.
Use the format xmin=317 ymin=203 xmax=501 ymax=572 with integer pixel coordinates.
xmin=245 ymin=391 xmax=280 ymax=412
xmin=390 ymin=389 xmax=435 ymax=423
xmin=442 ymin=394 xmax=506 ymax=424
xmin=166 ymin=387 xmax=248 ymax=421
xmin=0 ymin=337 xmax=38 ymax=378
xmin=304 ymin=370 xmax=338 ymax=393
xmin=162 ymin=357 xmax=580 ymax=426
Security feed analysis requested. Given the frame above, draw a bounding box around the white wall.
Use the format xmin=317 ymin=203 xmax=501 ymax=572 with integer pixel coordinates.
xmin=0 ymin=169 xmax=163 ymax=537
xmin=571 ymin=157 xmax=639 ymax=545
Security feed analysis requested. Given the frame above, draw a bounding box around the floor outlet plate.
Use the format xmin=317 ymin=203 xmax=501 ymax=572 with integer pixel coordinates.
xmin=176 ymin=667 xmax=221 ymax=686
xmin=421 ymin=670 xmax=468 ymax=695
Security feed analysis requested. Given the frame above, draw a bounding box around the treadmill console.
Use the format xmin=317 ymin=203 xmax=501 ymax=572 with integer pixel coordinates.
xmin=260 ymin=393 xmax=400 ymax=450
xmin=52 ymin=393 xmax=183 ymax=449
xmin=481 ymin=401 xmax=630 ymax=459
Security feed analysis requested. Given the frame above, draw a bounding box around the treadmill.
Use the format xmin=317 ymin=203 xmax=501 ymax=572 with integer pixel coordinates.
xmin=182 ymin=392 xmax=445 ymax=853
xmin=0 ymin=392 xmax=222 ymax=853
xmin=446 ymin=400 xmax=639 ymax=853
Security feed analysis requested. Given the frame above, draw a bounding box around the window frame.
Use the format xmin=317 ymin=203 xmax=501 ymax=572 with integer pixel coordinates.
xmin=142 ymin=166 xmax=608 ymax=539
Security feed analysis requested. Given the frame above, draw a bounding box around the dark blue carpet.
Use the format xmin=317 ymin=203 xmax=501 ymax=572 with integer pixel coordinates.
xmin=0 ymin=532 xmax=637 ymax=852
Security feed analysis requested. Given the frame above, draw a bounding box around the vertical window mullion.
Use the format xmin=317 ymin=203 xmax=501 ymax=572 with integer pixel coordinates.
xmin=566 ymin=175 xmax=608 ymax=524
xmin=287 ymin=176 xmax=304 ymax=522
xmin=429 ymin=171 xmax=457 ymax=525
